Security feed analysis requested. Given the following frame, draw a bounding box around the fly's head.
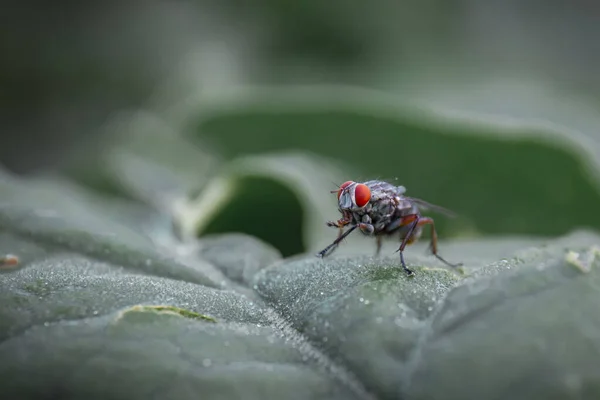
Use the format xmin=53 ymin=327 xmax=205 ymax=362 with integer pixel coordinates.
xmin=332 ymin=181 xmax=372 ymax=213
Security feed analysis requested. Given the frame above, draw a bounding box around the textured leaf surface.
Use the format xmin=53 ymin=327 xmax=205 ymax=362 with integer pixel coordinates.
xmin=0 ymin=170 xmax=363 ymax=400
xmin=405 ymin=239 xmax=600 ymax=399
xmin=2 ymin=165 xmax=600 ymax=399
xmin=253 ymin=231 xmax=600 ymax=399
xmin=6 ymin=85 xmax=600 ymax=399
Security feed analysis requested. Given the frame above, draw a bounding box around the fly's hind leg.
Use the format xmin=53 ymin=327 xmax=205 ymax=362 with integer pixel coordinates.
xmin=417 ymin=217 xmax=462 ymax=268
xmin=375 ymin=236 xmax=382 ymax=257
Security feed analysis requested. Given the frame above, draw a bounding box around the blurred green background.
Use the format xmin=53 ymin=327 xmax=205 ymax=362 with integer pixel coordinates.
xmin=2 ymin=1 xmax=600 ymax=257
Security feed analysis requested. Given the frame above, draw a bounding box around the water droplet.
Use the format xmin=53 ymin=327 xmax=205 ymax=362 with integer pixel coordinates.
xmin=359 ymin=297 xmax=364 ymax=303
xmin=93 ymin=310 xmax=99 ymax=315
xmin=364 ymin=300 xmax=370 ymax=305
xmin=202 ymin=358 xmax=212 ymax=367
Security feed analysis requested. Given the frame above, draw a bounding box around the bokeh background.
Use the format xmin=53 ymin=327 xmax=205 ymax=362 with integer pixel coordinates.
xmin=3 ymin=1 xmax=600 ymax=258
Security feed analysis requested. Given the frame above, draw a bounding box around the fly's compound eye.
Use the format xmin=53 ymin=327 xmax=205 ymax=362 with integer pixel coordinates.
xmin=354 ymin=183 xmax=371 ymax=208
xmin=337 ymin=181 xmax=354 ymax=199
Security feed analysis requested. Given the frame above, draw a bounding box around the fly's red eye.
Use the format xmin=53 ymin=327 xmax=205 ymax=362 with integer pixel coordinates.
xmin=354 ymin=183 xmax=371 ymax=207
xmin=337 ymin=181 xmax=354 ymax=199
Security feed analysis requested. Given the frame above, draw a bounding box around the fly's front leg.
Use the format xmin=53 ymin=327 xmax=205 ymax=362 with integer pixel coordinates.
xmin=326 ymin=219 xmax=350 ymax=229
xmin=326 ymin=211 xmax=352 ymax=231
xmin=355 ymin=215 xmax=379 ymax=254
xmin=327 ymin=218 xmax=352 ymax=242
xmin=316 ymin=225 xmax=358 ymax=258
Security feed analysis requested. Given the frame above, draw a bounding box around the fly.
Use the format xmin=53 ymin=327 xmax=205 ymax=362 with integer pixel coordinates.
xmin=316 ymin=180 xmax=462 ymax=276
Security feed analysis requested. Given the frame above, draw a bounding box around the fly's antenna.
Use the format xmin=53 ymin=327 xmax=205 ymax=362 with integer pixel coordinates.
xmin=329 ymin=180 xmax=341 ymax=193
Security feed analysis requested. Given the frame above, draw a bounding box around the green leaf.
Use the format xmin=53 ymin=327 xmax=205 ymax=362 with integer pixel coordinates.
xmin=173 ymin=151 xmax=356 ymax=256
xmin=404 ymin=236 xmax=600 ymax=399
xmin=253 ymin=230 xmax=600 ymax=399
xmin=172 ymin=86 xmax=600 ymax=240
xmin=62 ymin=109 xmax=222 ymax=210
xmin=2 ymin=166 xmax=600 ymax=399
xmin=0 ymin=169 xmax=220 ymax=288
xmin=196 ymin=233 xmax=282 ymax=286
xmin=0 ymin=169 xmax=364 ymax=400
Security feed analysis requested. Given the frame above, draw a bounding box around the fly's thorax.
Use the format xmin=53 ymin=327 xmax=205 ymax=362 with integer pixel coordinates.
xmin=368 ymin=196 xmax=396 ymax=219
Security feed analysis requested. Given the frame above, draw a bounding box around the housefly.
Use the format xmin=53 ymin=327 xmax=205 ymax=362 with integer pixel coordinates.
xmin=316 ymin=180 xmax=462 ymax=276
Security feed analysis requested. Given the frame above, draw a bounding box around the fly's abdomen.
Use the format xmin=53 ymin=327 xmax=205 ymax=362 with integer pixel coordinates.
xmin=394 ymin=197 xmax=419 ymax=217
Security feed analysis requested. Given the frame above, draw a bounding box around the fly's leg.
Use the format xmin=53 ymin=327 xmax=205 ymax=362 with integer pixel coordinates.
xmin=317 ymin=225 xmax=358 ymax=258
xmin=375 ymin=236 xmax=382 ymax=257
xmin=394 ymin=215 xmax=421 ymax=276
xmin=358 ymin=223 xmax=374 ymax=235
xmin=326 ymin=219 xmax=350 ymax=229
xmin=326 ymin=219 xmax=349 ymax=242
xmin=326 ymin=211 xmax=352 ymax=230
xmin=417 ymin=217 xmax=463 ymax=268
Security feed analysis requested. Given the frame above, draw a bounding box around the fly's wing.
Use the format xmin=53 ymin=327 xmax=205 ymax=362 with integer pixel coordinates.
xmin=405 ymin=196 xmax=458 ymax=217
